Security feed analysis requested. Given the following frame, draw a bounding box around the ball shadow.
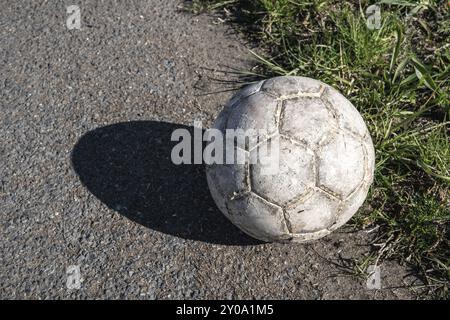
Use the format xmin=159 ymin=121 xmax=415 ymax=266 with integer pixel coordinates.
xmin=71 ymin=120 xmax=261 ymax=246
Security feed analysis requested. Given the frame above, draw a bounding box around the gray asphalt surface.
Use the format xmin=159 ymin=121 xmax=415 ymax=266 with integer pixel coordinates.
xmin=1 ymin=0 xmax=418 ymax=299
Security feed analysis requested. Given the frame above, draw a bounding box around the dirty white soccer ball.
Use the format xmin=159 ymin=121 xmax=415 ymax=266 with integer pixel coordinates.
xmin=205 ymin=76 xmax=375 ymax=243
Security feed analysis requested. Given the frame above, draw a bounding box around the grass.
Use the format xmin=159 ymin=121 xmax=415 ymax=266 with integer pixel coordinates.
xmin=187 ymin=0 xmax=450 ymax=298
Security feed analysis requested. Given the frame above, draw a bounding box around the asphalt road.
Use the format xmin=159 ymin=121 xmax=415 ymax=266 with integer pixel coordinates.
xmin=1 ymin=0 xmax=417 ymax=299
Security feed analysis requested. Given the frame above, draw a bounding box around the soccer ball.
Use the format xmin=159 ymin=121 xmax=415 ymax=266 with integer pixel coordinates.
xmin=206 ymin=76 xmax=375 ymax=243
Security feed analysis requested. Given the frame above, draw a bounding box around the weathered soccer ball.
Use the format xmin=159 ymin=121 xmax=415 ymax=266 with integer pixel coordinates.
xmin=206 ymin=76 xmax=375 ymax=243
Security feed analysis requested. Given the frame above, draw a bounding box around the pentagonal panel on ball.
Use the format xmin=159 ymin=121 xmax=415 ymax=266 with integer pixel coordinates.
xmin=249 ymin=136 xmax=315 ymax=206
xmin=329 ymin=184 xmax=369 ymax=231
xmin=206 ymin=161 xmax=249 ymax=208
xmin=261 ymin=76 xmax=323 ymax=98
xmin=321 ymin=87 xmax=369 ymax=138
xmin=226 ymin=193 xmax=290 ymax=242
xmin=280 ymin=97 xmax=338 ymax=147
xmin=317 ymin=132 xmax=365 ymax=198
xmin=285 ymin=190 xmax=340 ymax=233
xmin=226 ymin=92 xmax=279 ymax=150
